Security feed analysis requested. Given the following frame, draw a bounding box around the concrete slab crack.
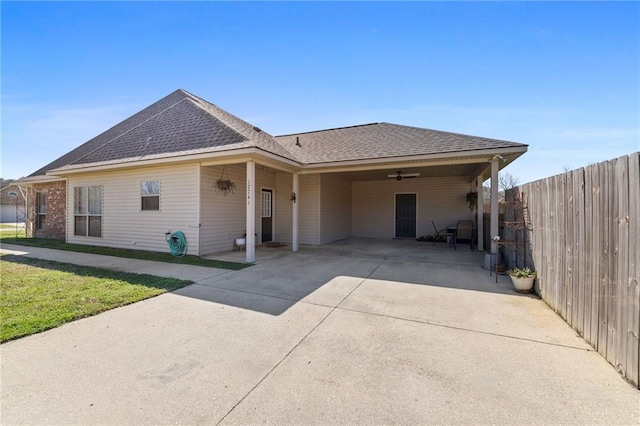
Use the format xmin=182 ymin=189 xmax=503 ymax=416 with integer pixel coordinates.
xmin=336 ymin=306 xmax=594 ymax=352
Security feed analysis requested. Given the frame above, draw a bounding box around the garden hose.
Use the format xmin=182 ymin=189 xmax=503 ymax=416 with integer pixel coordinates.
xmin=166 ymin=231 xmax=187 ymax=257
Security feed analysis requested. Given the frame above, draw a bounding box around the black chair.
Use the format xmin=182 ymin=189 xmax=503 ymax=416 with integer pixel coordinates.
xmin=446 ymin=225 xmax=457 ymax=250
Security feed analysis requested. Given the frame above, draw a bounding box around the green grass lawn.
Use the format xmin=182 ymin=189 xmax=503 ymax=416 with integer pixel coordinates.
xmin=0 ymin=237 xmax=249 ymax=270
xmin=0 ymin=255 xmax=192 ymax=343
xmin=0 ymin=224 xmax=26 ymax=238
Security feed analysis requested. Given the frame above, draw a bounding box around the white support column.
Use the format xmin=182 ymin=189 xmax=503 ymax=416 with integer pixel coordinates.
xmin=476 ymin=176 xmax=484 ymax=252
xmin=292 ymin=173 xmax=299 ymax=252
xmin=246 ymin=161 xmax=256 ymax=263
xmin=490 ymin=157 xmax=500 ymax=255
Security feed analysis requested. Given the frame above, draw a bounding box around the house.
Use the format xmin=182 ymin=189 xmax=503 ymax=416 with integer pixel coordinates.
xmin=18 ymin=89 xmax=527 ymax=262
xmin=0 ymin=180 xmax=26 ymax=223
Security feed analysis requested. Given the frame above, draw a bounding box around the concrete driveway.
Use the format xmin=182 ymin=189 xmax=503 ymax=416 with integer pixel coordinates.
xmin=1 ymin=239 xmax=638 ymax=424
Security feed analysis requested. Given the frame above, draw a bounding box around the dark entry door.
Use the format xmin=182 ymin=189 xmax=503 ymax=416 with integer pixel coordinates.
xmin=395 ymin=193 xmax=416 ymax=238
xmin=261 ymin=189 xmax=273 ymax=242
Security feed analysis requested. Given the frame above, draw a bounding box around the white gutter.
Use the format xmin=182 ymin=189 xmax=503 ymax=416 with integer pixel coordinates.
xmin=15 ymin=175 xmax=67 ymax=185
xmin=47 ymin=147 xmax=301 ymax=176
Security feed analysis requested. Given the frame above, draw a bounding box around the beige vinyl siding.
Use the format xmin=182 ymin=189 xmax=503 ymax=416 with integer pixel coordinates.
xmin=275 ymin=172 xmax=293 ymax=243
xmin=274 ymin=173 xmax=320 ymax=245
xmin=352 ymin=176 xmax=470 ymax=238
xmin=200 ymin=163 xmax=245 ymax=254
xmin=320 ymin=174 xmax=352 ymax=244
xmin=300 ymin=174 xmax=320 ymax=244
xmin=67 ymin=164 xmax=200 ymax=255
xmin=200 ymin=163 xmax=277 ymax=255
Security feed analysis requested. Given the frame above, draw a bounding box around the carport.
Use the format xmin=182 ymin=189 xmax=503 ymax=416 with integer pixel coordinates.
xmin=273 ymin=123 xmax=528 ymax=266
xmin=209 ymin=150 xmax=522 ymax=266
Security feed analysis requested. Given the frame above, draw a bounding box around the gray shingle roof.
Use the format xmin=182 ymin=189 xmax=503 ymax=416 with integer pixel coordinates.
xmin=31 ymin=90 xmax=186 ymax=176
xmin=29 ymin=89 xmax=526 ymax=177
xmin=29 ymin=89 xmax=297 ymax=176
xmin=274 ymin=123 xmax=527 ymax=165
xmin=186 ymin=92 xmax=297 ymax=162
xmin=71 ymin=97 xmax=248 ymax=166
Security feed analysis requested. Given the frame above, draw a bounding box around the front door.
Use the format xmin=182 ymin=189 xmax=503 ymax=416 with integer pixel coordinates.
xmin=261 ymin=189 xmax=273 ymax=242
xmin=395 ymin=193 xmax=416 ymax=238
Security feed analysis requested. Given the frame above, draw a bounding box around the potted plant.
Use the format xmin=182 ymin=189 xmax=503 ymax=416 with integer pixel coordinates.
xmin=215 ymin=178 xmax=236 ymax=196
xmin=507 ymin=267 xmax=536 ymax=293
xmin=214 ymin=166 xmax=236 ymax=196
xmin=466 ymin=192 xmax=478 ymax=211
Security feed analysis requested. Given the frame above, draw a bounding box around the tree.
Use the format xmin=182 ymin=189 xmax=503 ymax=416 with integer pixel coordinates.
xmin=498 ymin=172 xmax=519 ymax=192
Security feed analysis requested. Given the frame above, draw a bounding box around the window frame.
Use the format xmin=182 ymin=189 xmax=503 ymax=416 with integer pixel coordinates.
xmin=36 ymin=191 xmax=46 ymax=230
xmin=261 ymin=190 xmax=272 ymax=218
xmin=73 ymin=185 xmax=103 ymax=237
xmin=141 ymin=181 xmax=160 ymax=211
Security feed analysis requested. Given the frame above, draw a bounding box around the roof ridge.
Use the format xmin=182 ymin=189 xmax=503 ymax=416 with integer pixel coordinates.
xmin=68 ymin=92 xmax=191 ymax=166
xmin=183 ymin=93 xmax=259 ymax=133
xmin=182 ymin=91 xmax=276 ymax=137
xmin=184 ymin=92 xmax=301 ymax=162
xmin=275 ymin=122 xmax=380 ymax=138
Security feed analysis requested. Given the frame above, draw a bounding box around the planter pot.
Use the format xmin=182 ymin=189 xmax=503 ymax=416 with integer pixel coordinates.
xmin=510 ymin=276 xmax=534 ymax=293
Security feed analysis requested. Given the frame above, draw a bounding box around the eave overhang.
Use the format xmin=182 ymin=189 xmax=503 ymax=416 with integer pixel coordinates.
xmin=15 ymin=175 xmax=67 ymax=185
xmin=44 ymin=143 xmax=527 ymax=181
xmin=297 ymin=145 xmax=527 ymax=177
xmin=47 ymin=147 xmax=302 ymax=176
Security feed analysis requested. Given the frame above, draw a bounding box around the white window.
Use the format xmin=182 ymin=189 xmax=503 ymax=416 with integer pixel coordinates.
xmin=141 ymin=181 xmax=160 ymax=211
xmin=74 ymin=186 xmax=102 ymax=237
xmin=261 ymin=190 xmax=272 ymax=218
xmin=36 ymin=192 xmax=46 ymax=230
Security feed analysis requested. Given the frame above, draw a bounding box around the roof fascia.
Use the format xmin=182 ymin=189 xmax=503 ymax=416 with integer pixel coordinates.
xmin=15 ymin=175 xmax=67 ymax=185
xmin=47 ymin=148 xmax=301 ymax=176
xmin=200 ymin=151 xmax=300 ymax=173
xmin=44 ymin=143 xmax=526 ymax=178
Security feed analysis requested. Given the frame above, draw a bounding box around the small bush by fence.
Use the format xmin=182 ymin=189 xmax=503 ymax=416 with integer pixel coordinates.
xmin=505 ymin=153 xmax=639 ymax=388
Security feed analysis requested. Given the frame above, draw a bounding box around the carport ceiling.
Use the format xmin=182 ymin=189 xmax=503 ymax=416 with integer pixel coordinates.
xmin=331 ymin=163 xmax=486 ymax=182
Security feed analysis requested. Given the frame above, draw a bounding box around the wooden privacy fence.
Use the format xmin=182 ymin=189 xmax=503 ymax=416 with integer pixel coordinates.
xmin=504 ymin=153 xmax=640 ymax=388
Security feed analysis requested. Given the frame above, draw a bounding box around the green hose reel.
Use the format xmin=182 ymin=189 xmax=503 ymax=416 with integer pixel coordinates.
xmin=166 ymin=230 xmax=187 ymax=257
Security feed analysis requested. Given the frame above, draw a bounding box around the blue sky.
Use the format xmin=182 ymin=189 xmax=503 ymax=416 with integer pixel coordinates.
xmin=2 ymin=1 xmax=639 ymax=184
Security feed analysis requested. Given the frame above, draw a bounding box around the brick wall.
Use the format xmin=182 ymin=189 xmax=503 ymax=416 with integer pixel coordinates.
xmin=28 ymin=181 xmax=66 ymax=239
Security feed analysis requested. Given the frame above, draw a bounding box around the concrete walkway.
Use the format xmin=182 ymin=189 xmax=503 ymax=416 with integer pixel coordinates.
xmin=0 ymin=243 xmax=232 ymax=282
xmin=1 ymin=241 xmax=638 ymax=425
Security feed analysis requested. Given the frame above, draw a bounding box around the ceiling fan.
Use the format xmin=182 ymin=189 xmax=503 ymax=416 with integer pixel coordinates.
xmin=388 ymin=171 xmax=420 ymax=181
